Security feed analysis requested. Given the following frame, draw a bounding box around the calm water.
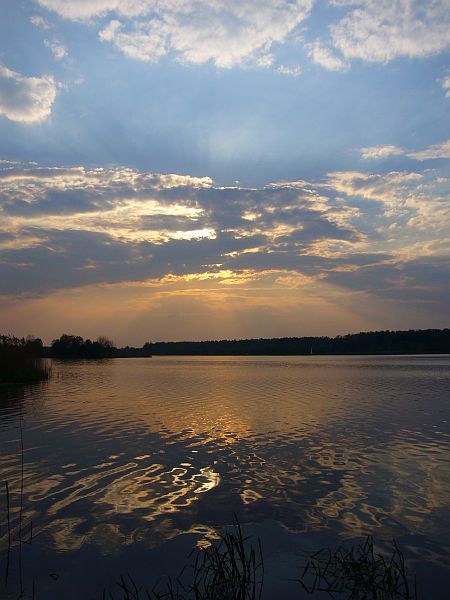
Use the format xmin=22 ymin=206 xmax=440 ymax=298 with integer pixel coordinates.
xmin=0 ymin=356 xmax=449 ymax=599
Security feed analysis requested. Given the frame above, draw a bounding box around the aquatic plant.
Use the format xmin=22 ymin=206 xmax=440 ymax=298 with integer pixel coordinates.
xmin=0 ymin=335 xmax=49 ymax=384
xmin=110 ymin=530 xmax=418 ymax=599
xmin=0 ymin=425 xmax=34 ymax=599
xmin=106 ymin=518 xmax=264 ymax=600
xmin=298 ymin=535 xmax=417 ymax=599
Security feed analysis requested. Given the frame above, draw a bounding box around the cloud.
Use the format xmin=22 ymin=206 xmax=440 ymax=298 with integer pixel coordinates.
xmin=326 ymin=170 xmax=423 ymax=201
xmin=35 ymin=0 xmax=450 ymax=73
xmin=326 ymin=256 xmax=450 ymax=307
xmin=0 ymin=162 xmax=448 ymax=307
xmin=30 ymin=15 xmax=51 ymax=29
xmin=329 ymin=0 xmax=450 ymax=63
xmin=36 ymin=0 xmax=146 ymax=20
xmin=0 ymin=162 xmax=364 ymax=295
xmin=0 ymin=64 xmax=57 ymax=123
xmin=408 ymin=139 xmax=450 ymax=161
xmin=276 ymin=64 xmax=302 ymax=77
xmin=39 ymin=0 xmax=313 ymax=68
xmin=442 ymin=75 xmax=450 ymax=98
xmin=360 ymin=145 xmax=404 ymax=160
xmin=44 ymin=39 xmax=68 ymax=60
xmin=325 ymin=170 xmax=450 ymax=233
xmin=307 ymin=42 xmax=348 ymax=71
xmin=360 ymin=139 xmax=450 ymax=161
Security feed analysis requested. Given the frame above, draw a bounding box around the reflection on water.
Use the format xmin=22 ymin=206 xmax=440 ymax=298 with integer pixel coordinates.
xmin=0 ymin=355 xmax=449 ymax=598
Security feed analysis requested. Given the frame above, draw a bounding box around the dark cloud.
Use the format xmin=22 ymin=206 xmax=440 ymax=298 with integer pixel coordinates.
xmin=0 ymin=164 xmax=448 ymax=313
xmin=326 ymin=258 xmax=450 ymax=305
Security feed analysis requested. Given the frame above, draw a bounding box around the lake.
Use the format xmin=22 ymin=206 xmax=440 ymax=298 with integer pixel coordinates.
xmin=1 ymin=355 xmax=449 ymax=599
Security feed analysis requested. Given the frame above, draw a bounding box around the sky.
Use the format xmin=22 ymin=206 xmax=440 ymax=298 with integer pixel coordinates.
xmin=0 ymin=0 xmax=449 ymax=345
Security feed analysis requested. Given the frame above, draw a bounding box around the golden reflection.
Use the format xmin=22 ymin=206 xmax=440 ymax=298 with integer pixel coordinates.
xmin=2 ymin=357 xmax=449 ymax=566
xmin=50 ymin=518 xmax=135 ymax=553
xmin=101 ymin=463 xmax=221 ymax=519
xmin=375 ymin=438 xmax=450 ymax=539
xmin=240 ymin=489 xmax=263 ymax=505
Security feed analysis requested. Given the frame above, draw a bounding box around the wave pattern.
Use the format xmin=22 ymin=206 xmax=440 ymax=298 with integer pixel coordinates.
xmin=0 ymin=356 xmax=449 ymax=595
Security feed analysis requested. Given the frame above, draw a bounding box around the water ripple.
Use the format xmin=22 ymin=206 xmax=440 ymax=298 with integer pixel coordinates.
xmin=0 ymin=355 xmax=449 ymax=597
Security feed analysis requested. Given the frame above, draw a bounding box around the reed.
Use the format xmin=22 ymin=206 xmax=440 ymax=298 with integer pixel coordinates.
xmin=0 ymin=335 xmax=49 ymax=384
xmin=1 ymin=424 xmax=34 ymax=598
xmin=298 ymin=535 xmax=417 ymax=599
xmin=107 ymin=518 xmax=264 ymax=600
xmin=111 ymin=529 xmax=419 ymax=599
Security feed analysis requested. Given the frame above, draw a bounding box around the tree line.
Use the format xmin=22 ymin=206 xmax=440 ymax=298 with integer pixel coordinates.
xmin=142 ymin=329 xmax=450 ymax=356
xmin=48 ymin=334 xmax=117 ymax=358
xmin=2 ymin=330 xmax=449 ymax=365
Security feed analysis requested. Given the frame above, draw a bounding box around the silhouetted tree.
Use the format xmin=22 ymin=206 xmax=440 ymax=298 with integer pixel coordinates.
xmin=51 ymin=334 xmax=84 ymax=358
xmin=141 ymin=329 xmax=450 ymax=356
xmin=51 ymin=334 xmax=117 ymax=358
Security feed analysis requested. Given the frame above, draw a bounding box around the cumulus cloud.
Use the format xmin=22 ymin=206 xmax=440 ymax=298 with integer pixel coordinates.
xmin=276 ymin=64 xmax=302 ymax=77
xmin=39 ymin=0 xmax=313 ymax=68
xmin=100 ymin=1 xmax=313 ymax=67
xmin=30 ymin=15 xmax=51 ymax=29
xmin=325 ymin=170 xmax=423 ymax=217
xmin=408 ymin=139 xmax=450 ymax=161
xmin=308 ymin=42 xmax=348 ymax=71
xmin=36 ymin=0 xmax=450 ymax=72
xmin=360 ymin=139 xmax=450 ymax=161
xmin=329 ymin=0 xmax=450 ymax=63
xmin=360 ymin=145 xmax=404 ymax=160
xmin=0 ymin=162 xmax=448 ymax=307
xmin=36 ymin=0 xmax=147 ymax=20
xmin=44 ymin=39 xmax=67 ymax=60
xmin=325 ymin=170 xmax=450 ymax=232
xmin=0 ymin=162 xmax=364 ymax=295
xmin=0 ymin=64 xmax=57 ymax=123
xmin=442 ymin=75 xmax=450 ymax=98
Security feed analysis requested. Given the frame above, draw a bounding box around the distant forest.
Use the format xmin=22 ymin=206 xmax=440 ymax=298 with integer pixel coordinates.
xmin=8 ymin=329 xmax=448 ymax=359
xmin=141 ymin=329 xmax=450 ymax=356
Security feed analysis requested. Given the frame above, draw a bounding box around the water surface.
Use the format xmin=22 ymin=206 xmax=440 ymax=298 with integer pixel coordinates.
xmin=1 ymin=356 xmax=449 ymax=598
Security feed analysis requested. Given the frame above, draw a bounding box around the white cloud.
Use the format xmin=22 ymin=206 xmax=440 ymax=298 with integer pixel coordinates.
xmin=442 ymin=75 xmax=450 ymax=98
xmin=360 ymin=145 xmax=404 ymax=160
xmin=39 ymin=0 xmax=313 ymax=68
xmin=308 ymin=42 xmax=348 ymax=71
xmin=255 ymin=54 xmax=275 ymax=69
xmin=44 ymin=39 xmax=68 ymax=60
xmin=34 ymin=0 xmax=450 ymax=72
xmin=360 ymin=139 xmax=450 ymax=161
xmin=325 ymin=170 xmax=450 ymax=232
xmin=408 ymin=139 xmax=450 ymax=161
xmin=36 ymin=0 xmax=130 ymax=21
xmin=326 ymin=170 xmax=423 ymax=205
xmin=329 ymin=0 xmax=450 ymax=63
xmin=30 ymin=15 xmax=51 ymax=29
xmin=0 ymin=165 xmax=212 ymax=190
xmin=0 ymin=64 xmax=57 ymax=123
xmin=276 ymin=64 xmax=302 ymax=77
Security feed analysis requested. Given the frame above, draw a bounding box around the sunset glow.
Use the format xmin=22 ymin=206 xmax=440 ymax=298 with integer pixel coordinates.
xmin=1 ymin=0 xmax=449 ymax=343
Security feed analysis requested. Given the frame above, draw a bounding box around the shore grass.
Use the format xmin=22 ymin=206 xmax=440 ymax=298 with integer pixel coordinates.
xmin=106 ymin=518 xmax=264 ymax=600
xmin=0 ymin=336 xmax=49 ymax=385
xmin=108 ymin=528 xmax=418 ymax=600
xmin=299 ymin=535 xmax=417 ymax=599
